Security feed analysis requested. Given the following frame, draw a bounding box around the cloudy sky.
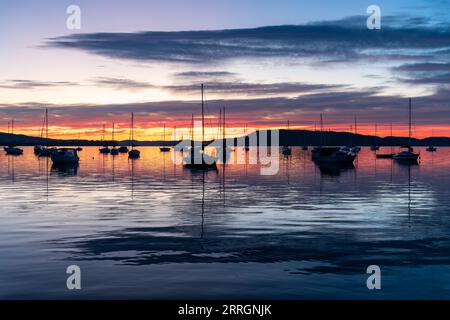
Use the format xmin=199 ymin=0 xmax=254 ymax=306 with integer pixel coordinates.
xmin=1 ymin=0 xmax=450 ymax=140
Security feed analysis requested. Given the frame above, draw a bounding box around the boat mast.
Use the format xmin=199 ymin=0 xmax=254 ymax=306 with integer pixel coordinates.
xmin=409 ymin=97 xmax=412 ymax=146
xmin=112 ymin=122 xmax=115 ymax=143
xmin=163 ymin=123 xmax=166 ymax=146
xmin=201 ymin=84 xmax=205 ymax=152
xmin=130 ymin=113 xmax=134 ymax=149
xmin=219 ymin=108 xmax=222 ymax=141
xmin=191 ymin=113 xmax=194 ymax=142
xmin=45 ymin=108 xmax=49 ymax=143
xmin=320 ymin=114 xmax=324 ymax=146
xmin=223 ymin=106 xmax=226 ymax=143
xmin=390 ymin=123 xmax=393 ymax=154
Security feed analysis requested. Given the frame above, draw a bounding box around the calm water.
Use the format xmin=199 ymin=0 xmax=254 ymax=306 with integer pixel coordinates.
xmin=1 ymin=146 xmax=450 ymax=299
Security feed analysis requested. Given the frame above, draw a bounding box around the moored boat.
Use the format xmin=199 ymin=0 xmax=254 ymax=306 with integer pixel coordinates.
xmin=4 ymin=146 xmax=23 ymax=155
xmin=183 ymin=84 xmax=217 ymax=169
xmin=313 ymin=147 xmax=356 ymax=164
xmin=394 ymin=98 xmax=420 ymax=163
xmin=128 ymin=112 xmax=140 ymax=159
xmin=51 ymin=148 xmax=80 ymax=164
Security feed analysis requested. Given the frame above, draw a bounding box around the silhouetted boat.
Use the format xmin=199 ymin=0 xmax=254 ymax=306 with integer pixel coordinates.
xmin=394 ymin=98 xmax=419 ymax=162
xmin=4 ymin=146 xmax=23 ymax=155
xmin=34 ymin=110 xmax=46 ymax=154
xmin=128 ymin=112 xmax=140 ymax=158
xmin=160 ymin=123 xmax=171 ymax=152
xmin=183 ymin=84 xmax=217 ymax=169
xmin=99 ymin=124 xmax=111 ymax=154
xmin=99 ymin=146 xmax=111 ymax=154
xmin=313 ymin=147 xmax=356 ymax=164
xmin=370 ymin=124 xmax=380 ymax=151
xmin=51 ymin=148 xmax=79 ymax=164
xmin=118 ymin=146 xmax=129 ymax=153
xmin=36 ymin=109 xmax=56 ymax=157
xmin=4 ymin=120 xmax=23 ymax=155
xmin=312 ymin=114 xmax=325 ymax=159
xmin=376 ymin=123 xmax=395 ymax=159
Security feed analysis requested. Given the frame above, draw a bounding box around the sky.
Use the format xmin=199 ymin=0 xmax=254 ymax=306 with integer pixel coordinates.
xmin=1 ymin=0 xmax=450 ymax=140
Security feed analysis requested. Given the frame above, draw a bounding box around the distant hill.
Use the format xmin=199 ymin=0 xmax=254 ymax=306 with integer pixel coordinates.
xmin=1 ymin=130 xmax=450 ymax=147
xmin=276 ymin=129 xmax=450 ymax=147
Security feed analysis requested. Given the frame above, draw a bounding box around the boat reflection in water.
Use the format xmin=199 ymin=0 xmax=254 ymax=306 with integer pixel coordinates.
xmin=51 ymin=162 xmax=79 ymax=176
xmin=317 ymin=162 xmax=355 ymax=177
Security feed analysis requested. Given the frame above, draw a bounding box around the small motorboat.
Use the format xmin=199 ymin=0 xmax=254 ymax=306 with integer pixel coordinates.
xmin=183 ymin=149 xmax=218 ymax=169
xmin=99 ymin=146 xmax=111 ymax=154
xmin=394 ymin=147 xmax=419 ymax=162
xmin=118 ymin=146 xmax=129 ymax=153
xmin=51 ymin=148 xmax=79 ymax=164
xmin=370 ymin=145 xmax=380 ymax=151
xmin=76 ymin=147 xmax=83 ymax=151
xmin=110 ymin=147 xmax=119 ymax=155
xmin=312 ymin=147 xmax=356 ymax=164
xmin=426 ymin=146 xmax=437 ymax=152
xmin=160 ymin=147 xmax=171 ymax=152
xmin=128 ymin=149 xmax=140 ymax=158
xmin=4 ymin=146 xmax=23 ymax=155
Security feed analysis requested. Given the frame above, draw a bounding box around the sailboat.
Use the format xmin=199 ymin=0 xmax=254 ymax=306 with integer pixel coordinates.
xmin=376 ymin=123 xmax=395 ymax=159
xmin=4 ymin=120 xmax=24 ymax=155
xmin=282 ymin=120 xmax=292 ymax=156
xmin=426 ymin=130 xmax=437 ymax=152
xmin=110 ymin=123 xmax=119 ymax=155
xmin=118 ymin=122 xmax=129 ymax=153
xmin=394 ymin=98 xmax=420 ymax=162
xmin=183 ymin=84 xmax=217 ymax=169
xmin=34 ymin=112 xmax=45 ymax=154
xmin=160 ymin=123 xmax=171 ymax=152
xmin=38 ymin=109 xmax=57 ymax=157
xmin=99 ymin=124 xmax=111 ymax=154
xmin=312 ymin=114 xmax=325 ymax=159
xmin=370 ymin=124 xmax=380 ymax=151
xmin=128 ymin=112 xmax=140 ymax=158
xmin=312 ymin=114 xmax=356 ymax=164
xmin=350 ymin=116 xmax=361 ymax=154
